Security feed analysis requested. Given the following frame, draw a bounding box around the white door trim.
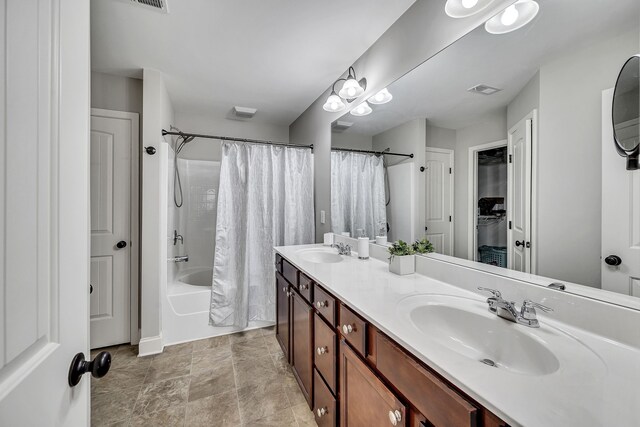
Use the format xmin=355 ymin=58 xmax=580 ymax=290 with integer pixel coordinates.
xmin=90 ymin=108 xmax=140 ymax=345
xmin=467 ymin=140 xmax=508 ymax=261
xmin=425 ymin=147 xmax=455 ymax=255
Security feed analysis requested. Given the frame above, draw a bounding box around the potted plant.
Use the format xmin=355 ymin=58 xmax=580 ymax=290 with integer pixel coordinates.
xmin=388 ymin=240 xmax=416 ymax=275
xmin=413 ymin=238 xmax=435 ymax=255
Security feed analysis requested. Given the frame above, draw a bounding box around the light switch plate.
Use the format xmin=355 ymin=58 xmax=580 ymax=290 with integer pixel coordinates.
xmin=320 ymin=210 xmax=326 ymax=224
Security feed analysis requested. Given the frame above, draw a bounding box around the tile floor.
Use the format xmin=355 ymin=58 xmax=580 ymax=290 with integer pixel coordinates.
xmin=91 ymin=326 xmax=318 ymax=427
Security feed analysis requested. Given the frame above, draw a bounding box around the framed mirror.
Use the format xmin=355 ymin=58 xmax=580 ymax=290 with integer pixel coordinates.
xmin=613 ymin=55 xmax=640 ymax=170
xmin=330 ymin=0 xmax=640 ymax=307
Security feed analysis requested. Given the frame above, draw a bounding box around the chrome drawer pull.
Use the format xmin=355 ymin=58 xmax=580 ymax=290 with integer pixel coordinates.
xmin=316 ymin=346 xmax=328 ymax=356
xmin=342 ymin=324 xmax=354 ymax=335
xmin=316 ymin=301 xmax=327 ymax=308
xmin=317 ymin=407 xmax=328 ymax=417
xmin=300 ymin=283 xmax=309 ymax=290
xmin=388 ymin=409 xmax=402 ymax=426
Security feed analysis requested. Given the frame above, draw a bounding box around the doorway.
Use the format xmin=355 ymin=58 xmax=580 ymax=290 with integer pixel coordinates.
xmin=90 ymin=109 xmax=140 ymax=349
xmin=468 ymin=141 xmax=508 ymax=267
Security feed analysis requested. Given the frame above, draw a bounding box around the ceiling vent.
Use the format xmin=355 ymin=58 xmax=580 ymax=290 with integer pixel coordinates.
xmin=233 ymin=106 xmax=257 ymax=119
xmin=127 ymin=0 xmax=169 ymax=13
xmin=468 ymin=84 xmax=502 ymax=95
xmin=331 ymin=120 xmax=353 ymax=132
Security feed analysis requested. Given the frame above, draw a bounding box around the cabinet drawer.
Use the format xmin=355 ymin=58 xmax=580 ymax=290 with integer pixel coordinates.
xmin=298 ymin=272 xmax=313 ymax=303
xmin=275 ymin=254 xmax=283 ymax=275
xmin=339 ymin=304 xmax=367 ymax=357
xmin=314 ymin=369 xmax=336 ymax=427
xmin=314 ymin=313 xmax=337 ymax=394
xmin=376 ymin=332 xmax=478 ymax=427
xmin=313 ymin=285 xmax=336 ymax=326
xmin=282 ymin=259 xmax=298 ymax=287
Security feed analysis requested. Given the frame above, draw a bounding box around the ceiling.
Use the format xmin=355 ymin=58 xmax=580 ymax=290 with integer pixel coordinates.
xmin=91 ymin=0 xmax=415 ymax=126
xmin=339 ymin=0 xmax=640 ymax=135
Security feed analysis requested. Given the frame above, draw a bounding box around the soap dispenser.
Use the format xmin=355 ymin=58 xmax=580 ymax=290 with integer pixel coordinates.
xmin=357 ymin=229 xmax=369 ymax=260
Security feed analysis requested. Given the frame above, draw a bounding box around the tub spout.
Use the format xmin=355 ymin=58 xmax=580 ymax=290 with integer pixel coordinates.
xmin=169 ymin=255 xmax=189 ymax=263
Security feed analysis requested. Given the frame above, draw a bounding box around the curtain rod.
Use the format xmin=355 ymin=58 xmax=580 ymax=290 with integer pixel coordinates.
xmin=162 ymin=129 xmax=413 ymax=158
xmin=162 ymin=129 xmax=314 ymax=150
xmin=331 ymin=146 xmax=414 ymax=158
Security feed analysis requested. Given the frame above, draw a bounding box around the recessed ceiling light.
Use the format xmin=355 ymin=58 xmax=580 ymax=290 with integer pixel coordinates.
xmin=468 ymin=84 xmax=502 ymax=95
xmin=368 ymin=88 xmax=393 ymax=105
xmin=485 ymin=0 xmax=539 ymax=35
xmin=350 ymin=101 xmax=373 ymax=117
xmin=445 ymin=0 xmax=496 ymax=18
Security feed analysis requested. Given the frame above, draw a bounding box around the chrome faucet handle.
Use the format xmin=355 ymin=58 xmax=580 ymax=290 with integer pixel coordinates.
xmin=477 ymin=287 xmax=502 ymax=299
xmin=520 ymin=300 xmax=553 ymax=316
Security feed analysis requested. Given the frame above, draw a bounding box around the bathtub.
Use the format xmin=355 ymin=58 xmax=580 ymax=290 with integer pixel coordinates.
xmin=162 ymin=267 xmax=273 ymax=345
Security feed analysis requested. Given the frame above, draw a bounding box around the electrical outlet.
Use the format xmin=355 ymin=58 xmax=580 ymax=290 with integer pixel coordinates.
xmin=320 ymin=210 xmax=326 ymax=224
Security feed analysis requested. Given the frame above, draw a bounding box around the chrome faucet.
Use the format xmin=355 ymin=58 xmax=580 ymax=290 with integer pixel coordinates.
xmin=333 ymin=242 xmax=352 ymax=256
xmin=173 ymin=230 xmax=184 ymax=246
xmin=477 ymin=287 xmax=553 ymax=328
xmin=169 ymin=255 xmax=189 ymax=263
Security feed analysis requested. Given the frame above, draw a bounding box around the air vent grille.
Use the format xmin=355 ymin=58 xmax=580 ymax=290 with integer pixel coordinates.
xmin=332 ymin=120 xmax=353 ymax=132
xmin=129 ymin=0 xmax=169 ymax=13
xmin=468 ymin=84 xmax=502 ymax=95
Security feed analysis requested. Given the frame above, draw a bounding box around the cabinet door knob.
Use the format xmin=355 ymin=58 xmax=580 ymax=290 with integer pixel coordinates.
xmin=316 ymin=346 xmax=328 ymax=356
xmin=316 ymin=301 xmax=327 ymax=308
xmin=342 ymin=324 xmax=354 ymax=335
xmin=300 ymin=284 xmax=309 ymax=290
xmin=317 ymin=407 xmax=328 ymax=417
xmin=286 ymin=291 xmax=292 ymax=297
xmin=282 ymin=287 xmax=287 ymax=293
xmin=388 ymin=409 xmax=402 ymax=426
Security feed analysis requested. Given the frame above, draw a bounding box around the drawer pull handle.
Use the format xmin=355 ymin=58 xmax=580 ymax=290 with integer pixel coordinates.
xmin=316 ymin=301 xmax=327 ymax=308
xmin=317 ymin=407 xmax=328 ymax=418
xmin=388 ymin=409 xmax=402 ymax=426
xmin=342 ymin=324 xmax=354 ymax=335
xmin=300 ymin=284 xmax=309 ymax=290
xmin=282 ymin=287 xmax=287 ymax=293
xmin=286 ymin=291 xmax=292 ymax=297
xmin=316 ymin=346 xmax=328 ymax=355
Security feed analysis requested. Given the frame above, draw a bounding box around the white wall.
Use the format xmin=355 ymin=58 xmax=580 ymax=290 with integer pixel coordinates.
xmin=140 ymin=69 xmax=174 ymax=355
xmin=372 ymin=119 xmax=426 ymax=242
xmin=452 ymin=109 xmax=508 ymax=260
xmin=426 ymin=123 xmax=456 ymax=151
xmin=331 ymin=132 xmax=373 ymax=150
xmin=536 ymin=29 xmax=639 ymax=288
xmin=289 ymin=0 xmax=517 ymax=241
xmin=91 ymin=72 xmax=142 ymax=114
xmin=173 ymin=111 xmax=289 ymax=161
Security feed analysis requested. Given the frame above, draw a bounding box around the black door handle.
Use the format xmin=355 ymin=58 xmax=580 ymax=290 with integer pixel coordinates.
xmin=68 ymin=351 xmax=111 ymax=387
xmin=604 ymin=255 xmax=622 ymax=266
xmin=116 ymin=240 xmax=127 ymax=249
xmin=515 ymin=240 xmax=525 ymax=247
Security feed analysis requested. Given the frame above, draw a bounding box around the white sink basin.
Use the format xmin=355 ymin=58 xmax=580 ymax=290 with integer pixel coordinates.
xmin=297 ymin=248 xmax=343 ymax=264
xmin=398 ymin=295 xmax=560 ymax=376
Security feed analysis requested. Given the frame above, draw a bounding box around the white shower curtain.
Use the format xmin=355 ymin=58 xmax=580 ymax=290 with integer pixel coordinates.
xmin=210 ymin=142 xmax=314 ymax=328
xmin=331 ymin=151 xmax=387 ymax=239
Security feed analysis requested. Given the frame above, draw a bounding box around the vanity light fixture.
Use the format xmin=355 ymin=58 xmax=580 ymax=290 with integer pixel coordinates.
xmin=323 ymin=66 xmax=368 ymax=113
xmin=323 ymin=90 xmax=347 ymax=113
xmin=368 ymin=88 xmax=393 ymax=105
xmin=445 ymin=0 xmax=496 ymax=18
xmin=350 ymin=101 xmax=372 ymax=117
xmin=485 ymin=0 xmax=539 ymax=34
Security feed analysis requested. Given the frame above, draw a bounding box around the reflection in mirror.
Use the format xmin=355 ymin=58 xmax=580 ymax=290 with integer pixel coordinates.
xmin=331 ymin=0 xmax=640 ymax=302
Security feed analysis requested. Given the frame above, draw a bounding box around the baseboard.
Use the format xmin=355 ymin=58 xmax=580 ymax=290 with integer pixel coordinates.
xmin=138 ymin=334 xmax=164 ymax=357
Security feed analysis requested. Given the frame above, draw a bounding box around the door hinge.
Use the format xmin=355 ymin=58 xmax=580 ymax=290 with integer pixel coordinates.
xmin=508 ymin=154 xmax=513 ymax=163
xmin=449 ymin=215 xmax=452 ymax=222
xmin=449 ymin=167 xmax=452 ymax=174
xmin=508 ymin=220 xmax=512 ymax=229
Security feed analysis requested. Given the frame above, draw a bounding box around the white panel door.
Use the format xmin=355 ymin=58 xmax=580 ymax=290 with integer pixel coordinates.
xmin=90 ymin=113 xmax=134 ymax=349
xmin=425 ymin=149 xmax=454 ymax=255
xmin=507 ymin=116 xmax=533 ymax=273
xmin=601 ymin=89 xmax=640 ymax=295
xmin=0 ymin=0 xmax=91 ymax=425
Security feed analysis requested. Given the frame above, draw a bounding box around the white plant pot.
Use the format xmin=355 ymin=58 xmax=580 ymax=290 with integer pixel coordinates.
xmin=389 ymin=255 xmax=415 ymax=275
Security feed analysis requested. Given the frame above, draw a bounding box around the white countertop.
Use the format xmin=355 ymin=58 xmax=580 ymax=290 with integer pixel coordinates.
xmin=275 ymin=244 xmax=640 ymax=427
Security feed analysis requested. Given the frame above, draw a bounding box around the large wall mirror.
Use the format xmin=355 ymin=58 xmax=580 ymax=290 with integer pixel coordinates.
xmin=330 ymin=0 xmax=640 ymax=304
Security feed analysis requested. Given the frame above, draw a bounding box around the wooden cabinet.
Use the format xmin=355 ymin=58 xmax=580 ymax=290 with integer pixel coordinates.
xmin=340 ymin=340 xmax=407 ymax=427
xmin=291 ymin=290 xmax=313 ymax=407
xmin=275 ymin=272 xmax=290 ymax=361
xmin=275 ymin=253 xmax=509 ymax=427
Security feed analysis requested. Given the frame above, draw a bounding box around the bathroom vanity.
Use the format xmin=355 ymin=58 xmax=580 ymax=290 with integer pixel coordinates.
xmin=274 ymin=243 xmax=640 ymax=427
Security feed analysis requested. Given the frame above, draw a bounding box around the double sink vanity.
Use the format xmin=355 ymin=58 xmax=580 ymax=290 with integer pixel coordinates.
xmin=274 ymin=239 xmax=640 ymax=427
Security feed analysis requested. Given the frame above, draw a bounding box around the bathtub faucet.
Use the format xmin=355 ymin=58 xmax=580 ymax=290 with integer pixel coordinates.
xmin=173 ymin=230 xmax=184 ymax=246
xmin=169 ymin=255 xmax=189 ymax=263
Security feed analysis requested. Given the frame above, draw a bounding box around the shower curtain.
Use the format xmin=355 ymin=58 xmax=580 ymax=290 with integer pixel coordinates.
xmin=331 ymin=151 xmax=387 ymax=239
xmin=210 ymin=142 xmax=314 ymax=328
